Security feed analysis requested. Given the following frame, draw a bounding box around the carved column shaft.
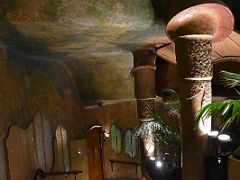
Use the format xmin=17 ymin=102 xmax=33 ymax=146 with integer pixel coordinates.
xmin=132 ymin=66 xmax=156 ymax=122
xmin=175 ymin=35 xmax=213 ymax=180
xmin=131 ymin=65 xmax=156 ymax=179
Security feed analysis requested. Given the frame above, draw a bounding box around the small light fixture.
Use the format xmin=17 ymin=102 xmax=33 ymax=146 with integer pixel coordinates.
xmin=149 ymin=156 xmax=156 ymax=161
xmin=104 ymin=132 xmax=110 ymax=138
xmin=77 ymin=148 xmax=82 ymax=155
xmin=218 ymin=134 xmax=231 ymax=142
xmin=156 ymin=160 xmax=163 ymax=168
xmin=208 ymin=131 xmax=219 ymax=138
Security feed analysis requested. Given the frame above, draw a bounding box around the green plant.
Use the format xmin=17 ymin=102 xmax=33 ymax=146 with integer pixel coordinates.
xmin=134 ymin=114 xmax=181 ymax=146
xmin=134 ymin=89 xmax=181 ymax=168
xmin=134 ymin=89 xmax=181 ymax=143
xmin=134 ymin=113 xmax=181 ymax=168
xmin=161 ymin=88 xmax=180 ymax=121
xmin=195 ymin=71 xmax=240 ymax=131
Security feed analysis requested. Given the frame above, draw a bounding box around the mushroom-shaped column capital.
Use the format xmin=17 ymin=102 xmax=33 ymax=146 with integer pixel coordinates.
xmin=131 ymin=47 xmax=157 ymax=99
xmin=166 ymin=3 xmax=234 ymax=42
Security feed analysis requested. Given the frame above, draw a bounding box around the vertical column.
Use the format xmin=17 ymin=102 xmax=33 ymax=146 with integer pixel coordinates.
xmin=131 ymin=48 xmax=156 ymax=179
xmin=132 ymin=65 xmax=156 ymax=156
xmin=131 ymin=48 xmax=156 ymax=157
xmin=175 ymin=35 xmax=212 ymax=180
xmin=165 ymin=3 xmax=234 ymax=180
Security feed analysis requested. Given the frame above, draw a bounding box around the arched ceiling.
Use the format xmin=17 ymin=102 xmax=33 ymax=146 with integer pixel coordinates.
xmin=0 ymin=0 xmax=169 ymax=105
xmin=0 ymin=0 xmax=239 ymax=105
xmin=0 ymin=0 xmax=167 ymax=59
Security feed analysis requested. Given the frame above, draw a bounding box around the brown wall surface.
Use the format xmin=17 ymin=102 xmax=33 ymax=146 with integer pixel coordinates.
xmin=4 ymin=95 xmax=180 ymax=180
xmin=69 ymin=139 xmax=89 ymax=180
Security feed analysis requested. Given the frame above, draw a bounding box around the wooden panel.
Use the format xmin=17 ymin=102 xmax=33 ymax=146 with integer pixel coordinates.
xmin=69 ymin=139 xmax=89 ymax=180
xmin=43 ymin=116 xmax=54 ymax=172
xmin=56 ymin=125 xmax=70 ymax=172
xmin=7 ymin=125 xmax=37 ymax=180
xmin=35 ymin=113 xmax=46 ymax=171
xmin=229 ymin=31 xmax=240 ymax=47
xmin=212 ymin=51 xmax=222 ymax=60
xmin=86 ymin=126 xmax=103 ymax=180
xmin=34 ymin=112 xmax=54 ymax=172
xmin=213 ymin=37 xmax=240 ymax=57
xmin=156 ymin=43 xmax=176 ymax=64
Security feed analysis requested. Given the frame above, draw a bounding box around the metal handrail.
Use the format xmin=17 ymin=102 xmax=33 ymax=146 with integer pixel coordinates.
xmin=32 ymin=169 xmax=83 ymax=180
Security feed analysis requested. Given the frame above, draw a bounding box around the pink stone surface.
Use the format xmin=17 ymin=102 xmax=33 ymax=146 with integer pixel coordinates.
xmin=166 ymin=3 xmax=234 ymax=42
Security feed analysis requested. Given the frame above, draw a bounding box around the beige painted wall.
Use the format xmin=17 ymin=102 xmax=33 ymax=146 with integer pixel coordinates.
xmin=69 ymin=139 xmax=89 ymax=180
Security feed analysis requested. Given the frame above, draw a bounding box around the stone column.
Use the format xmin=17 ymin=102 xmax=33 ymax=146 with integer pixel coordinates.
xmin=131 ymin=48 xmax=156 ymax=157
xmin=176 ymin=35 xmax=212 ymax=180
xmin=132 ymin=65 xmax=156 ymax=155
xmin=131 ymin=48 xmax=156 ymax=179
xmin=165 ymin=3 xmax=234 ymax=180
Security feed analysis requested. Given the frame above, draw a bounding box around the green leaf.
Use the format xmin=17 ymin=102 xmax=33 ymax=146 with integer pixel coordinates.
xmin=111 ymin=124 xmax=122 ymax=155
xmin=124 ymin=130 xmax=137 ymax=158
xmin=195 ymin=99 xmax=240 ymax=131
xmin=220 ymin=70 xmax=240 ymax=89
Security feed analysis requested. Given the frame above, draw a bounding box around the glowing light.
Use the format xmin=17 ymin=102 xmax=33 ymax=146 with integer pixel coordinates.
xmin=218 ymin=134 xmax=231 ymax=142
xmin=156 ymin=161 xmax=163 ymax=168
xmin=77 ymin=150 xmax=81 ymax=154
xmin=104 ymin=132 xmax=110 ymax=138
xmin=149 ymin=156 xmax=156 ymax=161
xmin=198 ymin=116 xmax=211 ymax=135
xmin=144 ymin=133 xmax=155 ymax=157
xmin=208 ymin=131 xmax=219 ymax=137
xmin=90 ymin=125 xmax=101 ymax=130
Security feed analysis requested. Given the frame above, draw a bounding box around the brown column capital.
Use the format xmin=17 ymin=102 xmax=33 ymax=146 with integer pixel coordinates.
xmin=166 ymin=3 xmax=234 ymax=42
xmin=131 ymin=47 xmax=157 ymax=99
xmin=132 ymin=46 xmax=157 ymax=67
xmin=130 ymin=65 xmax=156 ymax=77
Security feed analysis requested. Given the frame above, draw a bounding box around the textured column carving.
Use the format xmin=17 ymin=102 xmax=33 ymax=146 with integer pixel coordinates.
xmin=176 ymin=36 xmax=212 ymax=78
xmin=175 ymin=35 xmax=213 ymax=180
xmin=176 ymin=35 xmax=213 ymax=133
xmin=137 ymin=98 xmax=155 ymax=121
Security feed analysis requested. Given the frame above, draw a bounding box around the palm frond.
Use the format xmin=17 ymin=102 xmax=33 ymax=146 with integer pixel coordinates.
xmin=195 ymin=99 xmax=240 ymax=131
xmin=134 ymin=114 xmax=181 ymax=169
xmin=220 ymin=70 xmax=240 ymax=89
xmin=134 ymin=114 xmax=181 ymax=146
xmin=164 ymin=102 xmax=181 ymax=120
xmin=160 ymin=88 xmax=181 ymax=120
xmin=134 ymin=121 xmax=162 ymax=142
